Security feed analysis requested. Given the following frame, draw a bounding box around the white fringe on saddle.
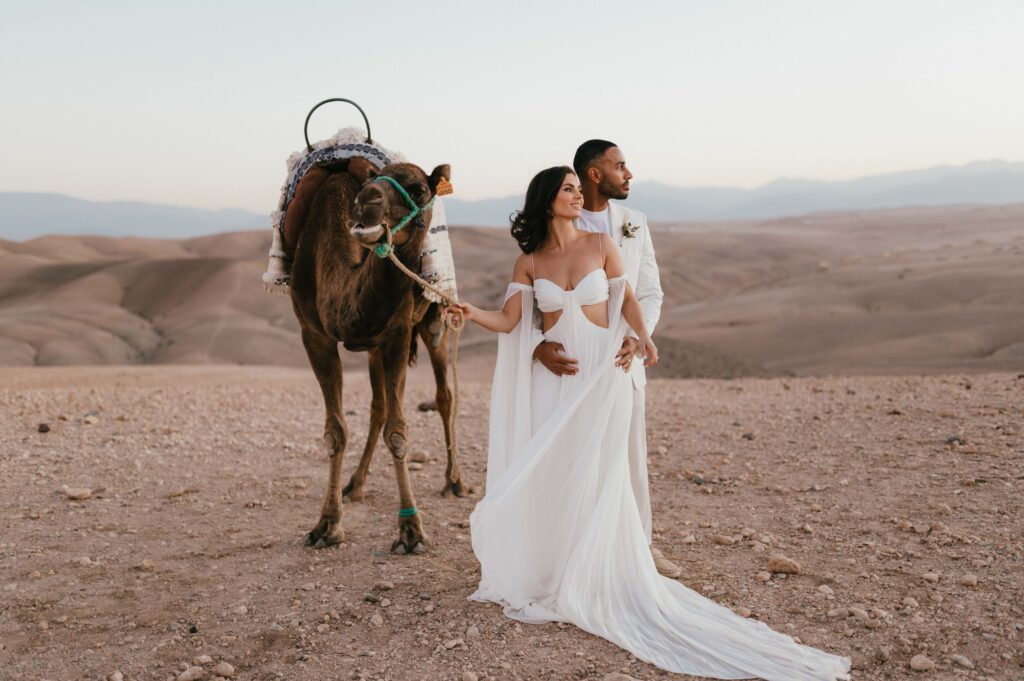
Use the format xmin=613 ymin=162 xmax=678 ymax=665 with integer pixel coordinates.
xmin=262 ymin=127 xmax=458 ymax=304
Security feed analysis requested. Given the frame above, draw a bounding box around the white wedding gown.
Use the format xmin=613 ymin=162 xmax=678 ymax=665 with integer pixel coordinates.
xmin=468 ymin=269 xmax=852 ymax=680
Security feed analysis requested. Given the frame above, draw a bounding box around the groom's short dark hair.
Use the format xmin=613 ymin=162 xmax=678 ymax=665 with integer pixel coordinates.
xmin=573 ymin=139 xmax=618 ymax=182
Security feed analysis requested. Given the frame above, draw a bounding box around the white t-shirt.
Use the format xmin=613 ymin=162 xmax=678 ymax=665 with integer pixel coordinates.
xmin=577 ymin=207 xmax=612 ymax=236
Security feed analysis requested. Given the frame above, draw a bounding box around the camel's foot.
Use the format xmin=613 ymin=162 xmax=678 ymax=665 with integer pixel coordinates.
xmin=391 ymin=514 xmax=430 ymax=555
xmin=441 ymin=476 xmax=473 ymax=498
xmin=304 ymin=517 xmax=345 ymax=549
xmin=342 ymin=477 xmax=367 ymax=502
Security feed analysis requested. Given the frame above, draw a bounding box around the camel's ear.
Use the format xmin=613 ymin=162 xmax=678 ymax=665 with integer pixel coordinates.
xmin=347 ymin=157 xmax=378 ymax=184
xmin=428 ymin=164 xmax=452 ymax=195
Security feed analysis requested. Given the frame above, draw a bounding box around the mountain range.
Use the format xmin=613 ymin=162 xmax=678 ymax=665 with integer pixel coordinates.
xmin=444 ymin=159 xmax=1024 ymax=225
xmin=2 ymin=159 xmax=1023 ymax=239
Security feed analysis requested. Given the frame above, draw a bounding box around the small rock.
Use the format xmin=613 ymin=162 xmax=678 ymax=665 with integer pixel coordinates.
xmin=75 ymin=556 xmax=94 ymax=567
xmin=953 ymin=654 xmax=974 ymax=669
xmin=211 ymin=661 xmax=235 ymax=678
xmin=301 ymin=582 xmax=316 ymax=591
xmin=109 ymin=672 xmax=124 ymax=681
xmin=409 ymin=450 xmax=431 ymax=463
xmin=876 ymin=646 xmax=891 ymax=662
xmin=193 ymin=655 xmax=213 ymax=665
xmin=655 ymin=445 xmax=668 ymax=456
xmin=62 ymin=486 xmax=92 ymax=501
xmin=177 ymin=667 xmax=204 ymax=681
xmin=317 ymin=623 xmax=329 ymax=633
xmin=37 ymin=423 xmax=50 ymax=433
xmin=407 ymin=462 xmax=423 ymax=471
xmin=380 ymin=598 xmax=391 ymax=608
xmin=958 ymin=573 xmax=978 ymax=587
xmin=369 ymin=613 xmax=384 ymax=626
xmin=462 ymin=673 xmax=479 ymax=681
xmin=363 ymin=593 xmax=380 ymax=603
xmin=848 ymin=607 xmax=869 ymax=620
xmin=232 ymin=605 xmax=247 ymax=616
xmin=466 ymin=624 xmax=480 ymax=638
xmin=921 ymin=572 xmax=940 ymax=583
xmin=902 ymin=596 xmax=919 ymax=609
xmin=712 ymin=534 xmax=735 ymax=546
xmin=909 ymin=654 xmax=934 ymax=671
xmin=374 ymin=581 xmax=394 ymax=591
xmin=681 ymin=535 xmax=696 ymax=544
xmin=755 ymin=571 xmax=772 ymax=582
xmin=443 ymin=637 xmax=465 ymax=649
xmin=735 ymin=607 xmax=752 ymax=618
xmin=83 ymin=414 xmax=99 ymax=425
xmin=767 ymin=554 xmax=801 ymax=574
xmin=741 ymin=432 xmax=755 ymax=441
xmin=816 ymin=584 xmax=834 ymax=596
xmin=603 ymin=674 xmax=642 ymax=681
xmin=136 ymin=560 xmax=155 ymax=572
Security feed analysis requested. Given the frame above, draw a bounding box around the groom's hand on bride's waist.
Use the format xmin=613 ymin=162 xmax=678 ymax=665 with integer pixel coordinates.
xmin=533 ymin=341 xmax=578 ymax=376
xmin=615 ymin=337 xmax=640 ymax=372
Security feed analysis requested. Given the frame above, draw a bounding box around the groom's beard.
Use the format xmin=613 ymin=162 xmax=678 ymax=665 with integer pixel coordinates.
xmin=599 ymin=177 xmax=629 ymax=200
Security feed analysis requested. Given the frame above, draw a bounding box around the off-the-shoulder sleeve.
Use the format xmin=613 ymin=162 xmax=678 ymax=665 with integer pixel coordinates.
xmin=485 ymin=282 xmax=536 ymax=488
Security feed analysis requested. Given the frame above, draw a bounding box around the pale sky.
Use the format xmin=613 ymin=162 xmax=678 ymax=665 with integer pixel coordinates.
xmin=1 ymin=1 xmax=1022 ymax=212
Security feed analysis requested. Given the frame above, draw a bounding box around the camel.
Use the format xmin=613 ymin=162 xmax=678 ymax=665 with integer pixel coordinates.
xmin=284 ymin=155 xmax=470 ymax=554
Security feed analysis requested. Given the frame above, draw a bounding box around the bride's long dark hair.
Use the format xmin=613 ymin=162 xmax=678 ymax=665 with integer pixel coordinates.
xmin=509 ymin=165 xmax=575 ymax=254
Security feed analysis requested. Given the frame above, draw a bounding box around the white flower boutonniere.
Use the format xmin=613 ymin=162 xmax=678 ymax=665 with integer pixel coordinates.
xmin=622 ymin=219 xmax=640 ymax=239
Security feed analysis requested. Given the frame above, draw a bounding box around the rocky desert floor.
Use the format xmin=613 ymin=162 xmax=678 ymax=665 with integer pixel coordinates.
xmin=1 ymin=365 xmax=1022 ymax=681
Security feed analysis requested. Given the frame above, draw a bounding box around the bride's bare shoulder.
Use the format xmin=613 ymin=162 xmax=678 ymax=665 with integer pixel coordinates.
xmin=511 ymin=251 xmax=533 ymax=285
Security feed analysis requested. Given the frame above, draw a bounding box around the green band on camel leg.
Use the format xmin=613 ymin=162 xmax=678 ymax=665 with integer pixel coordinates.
xmin=398 ymin=507 xmax=418 ymax=518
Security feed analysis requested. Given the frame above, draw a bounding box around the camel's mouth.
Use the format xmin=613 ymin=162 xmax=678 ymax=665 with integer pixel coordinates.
xmin=351 ymin=223 xmax=385 ymax=244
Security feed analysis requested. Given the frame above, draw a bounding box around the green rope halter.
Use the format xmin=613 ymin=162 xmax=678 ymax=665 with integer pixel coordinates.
xmin=368 ymin=175 xmax=435 ymax=258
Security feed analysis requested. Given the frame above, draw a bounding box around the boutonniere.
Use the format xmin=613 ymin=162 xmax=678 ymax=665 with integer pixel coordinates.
xmin=621 ymin=219 xmax=640 ymax=239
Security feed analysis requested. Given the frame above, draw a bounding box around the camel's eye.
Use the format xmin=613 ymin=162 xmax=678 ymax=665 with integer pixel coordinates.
xmin=409 ymin=184 xmax=428 ymax=199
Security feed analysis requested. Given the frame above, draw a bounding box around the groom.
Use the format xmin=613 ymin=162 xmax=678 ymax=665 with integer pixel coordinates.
xmin=531 ymin=139 xmax=679 ymax=578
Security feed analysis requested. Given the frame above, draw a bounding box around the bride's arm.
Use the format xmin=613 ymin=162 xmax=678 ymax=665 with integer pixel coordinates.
xmin=446 ymin=254 xmax=531 ymax=334
xmin=602 ymin=234 xmax=659 ymax=365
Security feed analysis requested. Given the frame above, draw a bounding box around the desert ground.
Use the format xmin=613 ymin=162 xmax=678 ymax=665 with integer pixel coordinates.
xmin=1 ymin=365 xmax=1022 ymax=681
xmin=1 ymin=205 xmax=1022 ymax=680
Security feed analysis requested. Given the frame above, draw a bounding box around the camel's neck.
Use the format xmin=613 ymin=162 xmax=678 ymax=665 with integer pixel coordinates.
xmin=340 ymin=238 xmax=423 ymax=333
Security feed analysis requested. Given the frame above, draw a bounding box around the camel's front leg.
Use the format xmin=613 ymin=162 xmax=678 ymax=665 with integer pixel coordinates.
xmin=342 ymin=349 xmax=385 ymax=502
xmin=300 ymin=328 xmax=347 ymax=548
xmin=417 ymin=316 xmax=472 ymax=498
xmin=380 ymin=331 xmax=431 ymax=555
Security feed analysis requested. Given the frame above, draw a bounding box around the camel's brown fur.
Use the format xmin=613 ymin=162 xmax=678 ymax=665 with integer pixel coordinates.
xmin=287 ymin=158 xmax=470 ymax=553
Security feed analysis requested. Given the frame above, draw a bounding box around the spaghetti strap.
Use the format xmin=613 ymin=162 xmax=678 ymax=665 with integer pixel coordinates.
xmin=531 ymin=253 xmax=537 ymax=280
xmin=598 ymin=231 xmax=604 ymax=263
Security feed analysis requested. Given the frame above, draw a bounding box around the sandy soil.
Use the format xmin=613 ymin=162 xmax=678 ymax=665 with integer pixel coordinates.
xmin=2 ymin=365 xmax=1021 ymax=681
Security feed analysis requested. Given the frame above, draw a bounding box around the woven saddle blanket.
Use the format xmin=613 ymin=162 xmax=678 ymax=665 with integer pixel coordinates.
xmin=262 ymin=127 xmax=458 ymax=304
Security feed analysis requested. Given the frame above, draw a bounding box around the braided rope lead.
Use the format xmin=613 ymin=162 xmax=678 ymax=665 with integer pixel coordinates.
xmin=360 ymin=225 xmax=465 ymax=492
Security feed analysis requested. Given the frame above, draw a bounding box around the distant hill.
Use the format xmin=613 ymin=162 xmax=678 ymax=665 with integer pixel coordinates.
xmin=443 ymin=159 xmax=1024 ymax=226
xmin=4 ymin=160 xmax=1024 ymax=239
xmin=0 ymin=193 xmax=268 ymax=240
xmin=2 ymin=204 xmax=1022 ymax=375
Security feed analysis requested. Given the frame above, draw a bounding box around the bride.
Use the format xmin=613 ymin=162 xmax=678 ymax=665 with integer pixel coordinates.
xmin=447 ymin=166 xmax=852 ymax=681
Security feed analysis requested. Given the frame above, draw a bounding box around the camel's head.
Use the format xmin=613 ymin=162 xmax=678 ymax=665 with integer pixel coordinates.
xmin=351 ymin=161 xmax=451 ymax=251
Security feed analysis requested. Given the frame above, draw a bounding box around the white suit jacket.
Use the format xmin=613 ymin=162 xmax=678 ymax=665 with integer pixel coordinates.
xmin=528 ymin=201 xmax=664 ymax=390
